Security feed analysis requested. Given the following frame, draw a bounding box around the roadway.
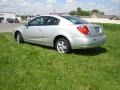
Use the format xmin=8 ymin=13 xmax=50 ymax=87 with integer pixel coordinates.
xmin=0 ymin=23 xmax=23 ymax=33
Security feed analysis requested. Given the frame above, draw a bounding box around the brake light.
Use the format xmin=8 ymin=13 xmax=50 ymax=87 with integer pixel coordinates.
xmin=77 ymin=26 xmax=90 ymax=35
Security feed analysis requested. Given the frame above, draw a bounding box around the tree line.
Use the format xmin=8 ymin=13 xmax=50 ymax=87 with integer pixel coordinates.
xmin=69 ymin=7 xmax=105 ymax=16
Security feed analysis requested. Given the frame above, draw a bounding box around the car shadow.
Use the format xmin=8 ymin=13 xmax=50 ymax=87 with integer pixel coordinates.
xmin=25 ymin=42 xmax=54 ymax=50
xmin=72 ymin=47 xmax=107 ymax=56
xmin=25 ymin=42 xmax=107 ymax=56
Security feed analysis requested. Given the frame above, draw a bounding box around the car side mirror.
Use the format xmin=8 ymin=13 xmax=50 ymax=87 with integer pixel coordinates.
xmin=25 ymin=23 xmax=29 ymax=27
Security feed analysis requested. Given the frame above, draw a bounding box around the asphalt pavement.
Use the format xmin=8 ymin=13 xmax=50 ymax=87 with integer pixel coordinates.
xmin=0 ymin=23 xmax=23 ymax=33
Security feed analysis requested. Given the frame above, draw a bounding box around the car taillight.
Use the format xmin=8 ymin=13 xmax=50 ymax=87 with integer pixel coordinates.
xmin=77 ymin=26 xmax=90 ymax=35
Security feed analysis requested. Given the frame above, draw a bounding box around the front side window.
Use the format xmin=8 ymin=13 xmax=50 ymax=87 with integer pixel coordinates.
xmin=28 ymin=17 xmax=47 ymax=26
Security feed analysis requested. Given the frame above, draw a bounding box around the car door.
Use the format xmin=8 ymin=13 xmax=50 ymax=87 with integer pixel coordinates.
xmin=23 ymin=16 xmax=48 ymax=44
xmin=23 ymin=16 xmax=59 ymax=46
xmin=24 ymin=16 xmax=59 ymax=46
xmin=39 ymin=16 xmax=60 ymax=46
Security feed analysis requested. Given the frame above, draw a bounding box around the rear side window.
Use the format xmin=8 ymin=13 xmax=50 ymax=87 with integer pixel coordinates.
xmin=62 ymin=16 xmax=88 ymax=24
xmin=46 ymin=17 xmax=59 ymax=25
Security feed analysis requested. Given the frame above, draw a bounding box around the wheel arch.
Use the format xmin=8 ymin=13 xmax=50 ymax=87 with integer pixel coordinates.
xmin=53 ymin=35 xmax=72 ymax=48
xmin=14 ymin=31 xmax=22 ymax=39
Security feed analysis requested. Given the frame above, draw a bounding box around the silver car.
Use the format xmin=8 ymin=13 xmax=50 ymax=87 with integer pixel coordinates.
xmin=13 ymin=15 xmax=106 ymax=53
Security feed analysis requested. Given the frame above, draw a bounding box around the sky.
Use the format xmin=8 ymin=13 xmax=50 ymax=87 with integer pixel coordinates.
xmin=0 ymin=0 xmax=120 ymax=15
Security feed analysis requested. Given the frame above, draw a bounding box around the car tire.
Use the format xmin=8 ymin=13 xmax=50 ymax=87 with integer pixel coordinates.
xmin=55 ymin=38 xmax=71 ymax=53
xmin=16 ymin=32 xmax=24 ymax=44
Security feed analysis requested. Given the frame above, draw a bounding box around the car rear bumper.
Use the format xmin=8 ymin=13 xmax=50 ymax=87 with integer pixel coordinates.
xmin=71 ymin=35 xmax=106 ymax=49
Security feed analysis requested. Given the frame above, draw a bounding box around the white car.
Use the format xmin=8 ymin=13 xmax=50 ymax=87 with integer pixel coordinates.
xmin=13 ymin=15 xmax=106 ymax=53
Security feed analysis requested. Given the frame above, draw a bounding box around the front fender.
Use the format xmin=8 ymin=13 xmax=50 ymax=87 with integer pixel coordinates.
xmin=13 ymin=25 xmax=26 ymax=38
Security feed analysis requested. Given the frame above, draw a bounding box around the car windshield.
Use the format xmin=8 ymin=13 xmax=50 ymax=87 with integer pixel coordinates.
xmin=62 ymin=16 xmax=88 ymax=24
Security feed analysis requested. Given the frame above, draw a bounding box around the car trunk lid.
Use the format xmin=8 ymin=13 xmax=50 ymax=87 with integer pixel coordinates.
xmin=76 ymin=24 xmax=104 ymax=37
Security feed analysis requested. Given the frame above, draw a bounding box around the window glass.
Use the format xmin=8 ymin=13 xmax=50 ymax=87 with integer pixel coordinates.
xmin=46 ymin=17 xmax=59 ymax=25
xmin=62 ymin=16 xmax=88 ymax=24
xmin=28 ymin=17 xmax=47 ymax=26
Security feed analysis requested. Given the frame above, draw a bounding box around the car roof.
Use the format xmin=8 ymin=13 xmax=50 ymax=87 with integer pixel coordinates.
xmin=36 ymin=15 xmax=63 ymax=19
xmin=36 ymin=15 xmax=73 ymax=25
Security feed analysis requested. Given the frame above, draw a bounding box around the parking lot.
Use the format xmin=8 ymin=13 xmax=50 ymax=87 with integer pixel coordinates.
xmin=0 ymin=23 xmax=23 ymax=32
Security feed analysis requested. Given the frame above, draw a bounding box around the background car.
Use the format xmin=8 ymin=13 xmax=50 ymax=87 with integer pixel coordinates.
xmin=6 ymin=18 xmax=14 ymax=23
xmin=14 ymin=18 xmax=19 ymax=23
xmin=0 ymin=18 xmax=4 ymax=23
xmin=13 ymin=15 xmax=106 ymax=53
xmin=6 ymin=18 xmax=19 ymax=23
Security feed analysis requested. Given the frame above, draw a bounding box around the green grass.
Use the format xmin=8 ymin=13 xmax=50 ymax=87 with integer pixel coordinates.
xmin=0 ymin=23 xmax=120 ymax=90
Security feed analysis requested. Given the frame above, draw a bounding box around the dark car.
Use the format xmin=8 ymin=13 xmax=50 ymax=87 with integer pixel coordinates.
xmin=0 ymin=18 xmax=4 ymax=23
xmin=14 ymin=18 xmax=19 ymax=23
xmin=6 ymin=18 xmax=14 ymax=23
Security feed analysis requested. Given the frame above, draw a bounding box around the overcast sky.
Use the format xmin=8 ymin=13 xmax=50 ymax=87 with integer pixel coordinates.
xmin=0 ymin=0 xmax=120 ymax=15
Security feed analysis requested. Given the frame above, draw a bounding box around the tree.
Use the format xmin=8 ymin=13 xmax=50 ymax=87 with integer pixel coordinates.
xmin=91 ymin=9 xmax=99 ymax=13
xmin=91 ymin=9 xmax=105 ymax=15
xmin=81 ymin=11 xmax=90 ymax=16
xmin=69 ymin=11 xmax=76 ymax=16
xmin=100 ymin=12 xmax=105 ymax=15
xmin=69 ymin=7 xmax=104 ymax=16
xmin=69 ymin=7 xmax=91 ymax=16
xmin=21 ymin=15 xmax=27 ymax=20
xmin=76 ymin=7 xmax=82 ymax=16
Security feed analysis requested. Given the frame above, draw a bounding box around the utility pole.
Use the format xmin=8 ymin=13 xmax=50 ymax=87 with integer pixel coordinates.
xmin=1 ymin=0 xmax=7 ymax=23
xmin=53 ymin=9 xmax=56 ymax=15
xmin=119 ymin=5 xmax=120 ymax=16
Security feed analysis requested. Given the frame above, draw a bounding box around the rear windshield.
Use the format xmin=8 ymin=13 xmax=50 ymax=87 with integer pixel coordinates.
xmin=62 ymin=16 xmax=88 ymax=24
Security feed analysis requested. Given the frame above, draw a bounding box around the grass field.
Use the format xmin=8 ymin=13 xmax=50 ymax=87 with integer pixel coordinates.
xmin=0 ymin=23 xmax=120 ymax=90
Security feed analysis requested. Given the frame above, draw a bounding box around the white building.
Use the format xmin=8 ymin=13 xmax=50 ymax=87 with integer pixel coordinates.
xmin=0 ymin=12 xmax=16 ymax=18
xmin=0 ymin=12 xmax=16 ymax=23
